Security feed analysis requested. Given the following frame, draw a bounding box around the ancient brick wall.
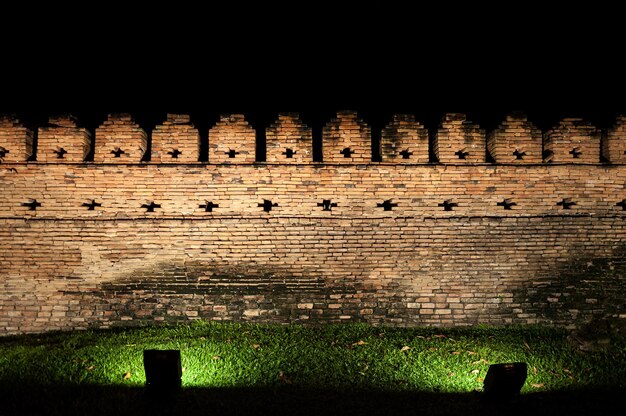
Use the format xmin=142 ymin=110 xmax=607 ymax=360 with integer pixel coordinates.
xmin=1 ymin=111 xmax=626 ymax=334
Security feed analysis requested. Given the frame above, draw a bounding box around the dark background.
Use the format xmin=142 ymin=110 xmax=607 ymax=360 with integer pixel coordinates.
xmin=1 ymin=5 xmax=624 ymax=137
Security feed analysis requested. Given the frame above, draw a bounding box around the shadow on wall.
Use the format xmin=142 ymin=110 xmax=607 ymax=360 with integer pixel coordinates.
xmin=0 ymin=383 xmax=624 ymax=416
xmin=515 ymin=243 xmax=626 ymax=329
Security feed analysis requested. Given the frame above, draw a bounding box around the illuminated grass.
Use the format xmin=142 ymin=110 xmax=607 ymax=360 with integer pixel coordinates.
xmin=0 ymin=322 xmax=625 ymax=393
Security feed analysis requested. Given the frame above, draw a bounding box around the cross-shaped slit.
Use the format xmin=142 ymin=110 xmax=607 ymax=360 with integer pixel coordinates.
xmin=399 ymin=149 xmax=413 ymax=159
xmin=199 ymin=201 xmax=219 ymax=212
xmin=569 ymin=148 xmax=582 ymax=158
xmin=616 ymin=199 xmax=626 ymax=210
xmin=168 ymin=149 xmax=182 ymax=158
xmin=497 ymin=198 xmax=517 ymax=210
xmin=53 ymin=147 xmax=67 ymax=159
xmin=141 ymin=201 xmax=161 ymax=212
xmin=282 ymin=148 xmax=296 ymax=158
xmin=454 ymin=149 xmax=469 ymax=159
xmin=438 ymin=200 xmax=458 ymax=211
xmin=258 ymin=199 xmax=278 ymax=212
xmin=317 ymin=199 xmax=338 ymax=211
xmin=556 ymin=198 xmax=576 ymax=209
xmin=377 ymin=199 xmax=398 ymax=211
xmin=22 ymin=199 xmax=42 ymax=210
xmin=111 ymin=147 xmax=126 ymax=158
xmin=82 ymin=199 xmax=102 ymax=210
xmin=0 ymin=147 xmax=9 ymax=158
xmin=340 ymin=147 xmax=354 ymax=158
xmin=513 ymin=149 xmax=526 ymax=160
xmin=225 ymin=149 xmax=240 ymax=158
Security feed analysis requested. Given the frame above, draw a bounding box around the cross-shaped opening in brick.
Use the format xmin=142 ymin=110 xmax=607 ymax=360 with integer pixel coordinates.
xmin=199 ymin=201 xmax=219 ymax=212
xmin=317 ymin=199 xmax=338 ymax=211
xmin=455 ymin=149 xmax=469 ymax=159
xmin=141 ymin=201 xmax=161 ymax=212
xmin=569 ymin=148 xmax=582 ymax=158
xmin=282 ymin=148 xmax=296 ymax=158
xmin=616 ymin=199 xmax=626 ymax=210
xmin=111 ymin=147 xmax=126 ymax=158
xmin=22 ymin=199 xmax=42 ymax=210
xmin=225 ymin=149 xmax=240 ymax=158
xmin=513 ymin=149 xmax=526 ymax=160
xmin=399 ymin=149 xmax=413 ymax=159
xmin=168 ymin=149 xmax=182 ymax=158
xmin=497 ymin=199 xmax=517 ymax=210
xmin=0 ymin=147 xmax=9 ymax=158
xmin=82 ymin=199 xmax=102 ymax=210
xmin=53 ymin=147 xmax=67 ymax=159
xmin=377 ymin=199 xmax=398 ymax=211
xmin=556 ymin=198 xmax=576 ymax=209
xmin=258 ymin=199 xmax=278 ymax=212
xmin=438 ymin=200 xmax=458 ymax=211
xmin=340 ymin=147 xmax=354 ymax=158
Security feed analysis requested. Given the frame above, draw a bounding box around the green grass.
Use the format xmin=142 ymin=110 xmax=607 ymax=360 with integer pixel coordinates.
xmin=1 ymin=322 xmax=625 ymax=393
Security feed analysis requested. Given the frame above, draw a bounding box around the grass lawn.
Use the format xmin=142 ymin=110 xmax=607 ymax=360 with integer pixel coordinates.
xmin=1 ymin=322 xmax=625 ymax=415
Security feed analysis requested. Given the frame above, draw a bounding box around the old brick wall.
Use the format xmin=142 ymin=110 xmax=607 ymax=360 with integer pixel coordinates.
xmin=1 ymin=111 xmax=626 ymax=334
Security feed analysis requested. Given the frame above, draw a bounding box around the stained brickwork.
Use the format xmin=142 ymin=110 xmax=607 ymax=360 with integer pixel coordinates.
xmin=0 ymin=114 xmax=33 ymax=162
xmin=322 ymin=111 xmax=371 ymax=163
xmin=151 ymin=114 xmax=200 ymax=163
xmin=434 ymin=113 xmax=485 ymax=163
xmin=94 ymin=114 xmax=147 ymax=163
xmin=487 ymin=112 xmax=542 ymax=163
xmin=380 ymin=114 xmax=429 ymax=163
xmin=1 ymin=112 xmax=626 ymax=335
xmin=544 ymin=118 xmax=600 ymax=163
xmin=266 ymin=113 xmax=312 ymax=163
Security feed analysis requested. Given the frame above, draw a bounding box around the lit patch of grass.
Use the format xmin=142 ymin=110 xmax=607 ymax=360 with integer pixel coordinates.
xmin=1 ymin=322 xmax=625 ymax=393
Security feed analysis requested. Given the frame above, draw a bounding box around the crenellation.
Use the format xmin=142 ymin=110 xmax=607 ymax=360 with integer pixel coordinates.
xmin=544 ymin=118 xmax=601 ymax=163
xmin=487 ymin=112 xmax=542 ymax=163
xmin=380 ymin=114 xmax=429 ymax=163
xmin=0 ymin=114 xmax=34 ymax=162
xmin=266 ymin=113 xmax=312 ymax=163
xmin=151 ymin=113 xmax=200 ymax=163
xmin=37 ymin=115 xmax=91 ymax=163
xmin=604 ymin=115 xmax=626 ymax=163
xmin=209 ymin=114 xmax=256 ymax=164
xmin=434 ymin=113 xmax=486 ymax=163
xmin=94 ymin=113 xmax=148 ymax=163
xmin=322 ymin=111 xmax=371 ymax=163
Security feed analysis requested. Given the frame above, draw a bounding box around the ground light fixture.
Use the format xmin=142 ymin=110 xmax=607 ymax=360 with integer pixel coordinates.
xmin=143 ymin=349 xmax=182 ymax=392
xmin=483 ymin=362 xmax=528 ymax=399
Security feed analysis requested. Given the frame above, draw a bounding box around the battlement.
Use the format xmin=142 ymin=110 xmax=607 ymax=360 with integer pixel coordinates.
xmin=3 ymin=111 xmax=622 ymax=165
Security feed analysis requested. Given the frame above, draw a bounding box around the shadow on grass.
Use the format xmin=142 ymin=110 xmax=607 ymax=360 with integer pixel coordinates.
xmin=1 ymin=384 xmax=625 ymax=416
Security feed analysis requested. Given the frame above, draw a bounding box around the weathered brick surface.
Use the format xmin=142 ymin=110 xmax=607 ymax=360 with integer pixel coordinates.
xmin=151 ymin=114 xmax=199 ymax=163
xmin=322 ymin=111 xmax=371 ymax=163
xmin=604 ymin=115 xmax=626 ymax=163
xmin=487 ymin=112 xmax=542 ymax=163
xmin=94 ymin=114 xmax=147 ymax=163
xmin=1 ymin=113 xmax=626 ymax=335
xmin=544 ymin=118 xmax=600 ymax=163
xmin=0 ymin=114 xmax=33 ymax=162
xmin=434 ymin=113 xmax=485 ymax=163
xmin=37 ymin=115 xmax=91 ymax=163
xmin=380 ymin=114 xmax=429 ymax=163
xmin=266 ymin=113 xmax=312 ymax=163
xmin=209 ymin=114 xmax=256 ymax=163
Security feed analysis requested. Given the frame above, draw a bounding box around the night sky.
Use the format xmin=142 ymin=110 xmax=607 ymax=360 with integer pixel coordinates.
xmin=2 ymin=7 xmax=624 ymax=139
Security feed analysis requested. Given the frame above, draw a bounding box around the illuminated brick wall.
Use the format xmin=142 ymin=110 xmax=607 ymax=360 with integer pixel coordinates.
xmin=1 ymin=111 xmax=626 ymax=334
